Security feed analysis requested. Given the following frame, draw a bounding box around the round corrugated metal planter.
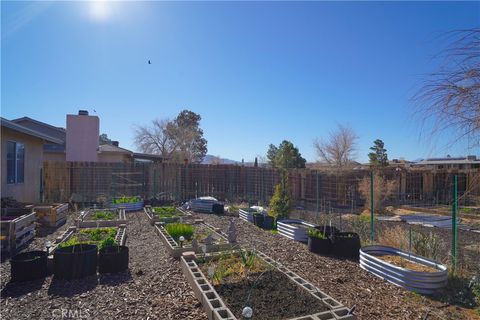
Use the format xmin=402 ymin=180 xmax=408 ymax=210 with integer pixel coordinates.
xmin=359 ymin=245 xmax=448 ymax=295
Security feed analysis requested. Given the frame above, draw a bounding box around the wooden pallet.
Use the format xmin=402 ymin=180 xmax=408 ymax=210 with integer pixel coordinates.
xmin=34 ymin=203 xmax=68 ymax=227
xmin=1 ymin=208 xmax=37 ymax=253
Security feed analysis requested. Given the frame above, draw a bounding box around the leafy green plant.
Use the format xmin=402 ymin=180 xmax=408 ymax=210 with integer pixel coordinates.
xmin=59 ymin=236 xmax=81 ymax=248
xmin=239 ymin=249 xmax=257 ymax=272
xmin=153 ymin=206 xmax=179 ymax=217
xmin=165 ymin=223 xmax=194 ymax=241
xmin=81 ymin=227 xmax=117 ymax=241
xmin=59 ymin=227 xmax=118 ymax=250
xmin=113 ymin=196 xmax=141 ymax=204
xmin=90 ymin=210 xmax=116 ymax=220
xmin=307 ymin=228 xmax=327 ymax=239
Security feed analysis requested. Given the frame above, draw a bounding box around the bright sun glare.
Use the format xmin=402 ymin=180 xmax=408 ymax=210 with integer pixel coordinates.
xmin=89 ymin=0 xmax=110 ymax=21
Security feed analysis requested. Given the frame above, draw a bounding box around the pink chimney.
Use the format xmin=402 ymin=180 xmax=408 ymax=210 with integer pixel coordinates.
xmin=66 ymin=110 xmax=99 ymax=162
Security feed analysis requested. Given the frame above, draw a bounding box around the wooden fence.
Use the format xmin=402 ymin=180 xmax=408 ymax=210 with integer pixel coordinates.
xmin=42 ymin=162 xmax=479 ymax=209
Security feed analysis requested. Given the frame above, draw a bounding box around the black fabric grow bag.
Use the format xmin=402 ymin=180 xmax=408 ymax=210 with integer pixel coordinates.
xmin=308 ymin=236 xmax=331 ymax=255
xmin=53 ymin=244 xmax=98 ymax=280
xmin=263 ymin=215 xmax=275 ymax=230
xmin=98 ymin=246 xmax=129 ymax=274
xmin=253 ymin=214 xmax=265 ymax=228
xmin=11 ymin=251 xmax=48 ymax=282
xmin=331 ymin=232 xmax=360 ymax=260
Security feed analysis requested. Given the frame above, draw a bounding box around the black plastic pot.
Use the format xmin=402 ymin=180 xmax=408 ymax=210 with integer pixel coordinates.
xmin=331 ymin=232 xmax=361 ymax=260
xmin=263 ymin=215 xmax=275 ymax=230
xmin=53 ymin=244 xmax=98 ymax=280
xmin=308 ymin=236 xmax=331 ymax=255
xmin=98 ymin=246 xmax=129 ymax=274
xmin=10 ymin=251 xmax=48 ymax=282
xmin=212 ymin=203 xmax=224 ymax=214
xmin=253 ymin=214 xmax=265 ymax=228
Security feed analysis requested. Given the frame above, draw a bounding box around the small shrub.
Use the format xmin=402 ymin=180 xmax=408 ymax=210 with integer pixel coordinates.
xmin=377 ymin=226 xmax=409 ymax=250
xmin=269 ymin=174 xmax=291 ymax=219
xmin=349 ymin=216 xmax=372 ymax=246
xmin=165 ymin=223 xmax=194 ymax=241
xmin=411 ymin=231 xmax=444 ymax=261
xmin=358 ymin=175 xmax=397 ymax=213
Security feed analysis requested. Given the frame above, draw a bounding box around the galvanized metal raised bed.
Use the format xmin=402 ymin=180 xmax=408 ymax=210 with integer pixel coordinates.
xmin=359 ymin=245 xmax=448 ymax=295
xmin=277 ymin=219 xmax=316 ymax=243
xmin=111 ymin=198 xmax=144 ymax=211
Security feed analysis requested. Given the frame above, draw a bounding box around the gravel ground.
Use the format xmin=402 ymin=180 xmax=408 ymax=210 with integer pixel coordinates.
xmin=0 ymin=211 xmax=206 ymax=320
xmin=196 ymin=212 xmax=478 ymax=320
xmin=1 ymin=209 xmax=477 ymax=320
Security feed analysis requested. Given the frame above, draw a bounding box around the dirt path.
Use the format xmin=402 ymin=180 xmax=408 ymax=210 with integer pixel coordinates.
xmin=0 ymin=211 xmax=206 ymax=320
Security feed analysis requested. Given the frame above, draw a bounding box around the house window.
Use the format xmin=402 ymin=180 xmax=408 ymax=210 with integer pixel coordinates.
xmin=6 ymin=141 xmax=25 ymax=184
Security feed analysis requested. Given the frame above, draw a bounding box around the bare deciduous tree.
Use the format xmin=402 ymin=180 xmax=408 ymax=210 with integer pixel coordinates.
xmin=133 ymin=118 xmax=175 ymax=157
xmin=414 ymin=29 xmax=480 ymax=147
xmin=133 ymin=110 xmax=208 ymax=163
xmin=313 ymin=124 xmax=358 ymax=168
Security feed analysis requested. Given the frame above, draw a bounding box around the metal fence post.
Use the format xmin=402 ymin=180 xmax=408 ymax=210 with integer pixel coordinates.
xmin=370 ymin=171 xmax=375 ymax=242
xmin=316 ymin=170 xmax=319 ymax=219
xmin=452 ymin=175 xmax=458 ymax=274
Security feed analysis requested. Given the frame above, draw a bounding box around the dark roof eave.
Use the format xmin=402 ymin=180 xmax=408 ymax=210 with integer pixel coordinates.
xmin=1 ymin=117 xmax=64 ymax=144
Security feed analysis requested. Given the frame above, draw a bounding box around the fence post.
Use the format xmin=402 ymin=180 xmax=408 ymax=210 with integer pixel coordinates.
xmin=452 ymin=175 xmax=458 ymax=274
xmin=370 ymin=171 xmax=375 ymax=242
xmin=316 ymin=170 xmax=319 ymax=219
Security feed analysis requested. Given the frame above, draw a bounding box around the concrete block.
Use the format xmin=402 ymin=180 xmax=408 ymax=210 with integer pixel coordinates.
xmin=332 ymin=307 xmax=356 ymax=320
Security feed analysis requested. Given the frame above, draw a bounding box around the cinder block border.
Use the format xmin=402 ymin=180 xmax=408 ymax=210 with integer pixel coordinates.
xmin=180 ymin=250 xmax=356 ymax=320
xmin=77 ymin=208 xmax=126 ymax=228
xmin=155 ymin=221 xmax=235 ymax=258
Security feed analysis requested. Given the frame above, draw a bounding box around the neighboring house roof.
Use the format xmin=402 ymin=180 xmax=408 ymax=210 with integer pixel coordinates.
xmin=99 ymin=144 xmax=133 ymax=154
xmin=133 ymin=152 xmax=167 ymax=162
xmin=1 ymin=117 xmax=64 ymax=144
xmin=11 ymin=117 xmax=66 ymax=142
xmin=412 ymin=156 xmax=479 ymax=166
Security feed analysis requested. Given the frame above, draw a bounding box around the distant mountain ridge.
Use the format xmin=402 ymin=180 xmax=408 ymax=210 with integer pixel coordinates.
xmin=202 ymin=154 xmax=238 ymax=165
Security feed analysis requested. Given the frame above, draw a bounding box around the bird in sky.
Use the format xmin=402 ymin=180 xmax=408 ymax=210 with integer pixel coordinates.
xmin=148 ymin=60 xmax=151 ymax=64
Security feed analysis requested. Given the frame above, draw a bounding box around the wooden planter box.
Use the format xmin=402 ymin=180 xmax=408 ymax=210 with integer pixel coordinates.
xmin=77 ymin=208 xmax=126 ymax=228
xmin=154 ymin=221 xmax=234 ymax=258
xmin=181 ymin=250 xmax=355 ymax=320
xmin=1 ymin=208 xmax=36 ymax=254
xmin=34 ymin=203 xmax=68 ymax=227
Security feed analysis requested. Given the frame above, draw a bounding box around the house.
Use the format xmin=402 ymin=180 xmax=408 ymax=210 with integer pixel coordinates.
xmin=11 ymin=111 xmax=166 ymax=164
xmin=1 ymin=117 xmax=63 ymax=203
xmin=12 ymin=116 xmax=66 ymax=162
xmin=411 ymin=156 xmax=480 ymax=171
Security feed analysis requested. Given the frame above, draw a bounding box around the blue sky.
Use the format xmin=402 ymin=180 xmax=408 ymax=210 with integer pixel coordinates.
xmin=2 ymin=1 xmax=479 ymax=163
